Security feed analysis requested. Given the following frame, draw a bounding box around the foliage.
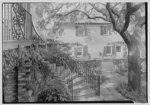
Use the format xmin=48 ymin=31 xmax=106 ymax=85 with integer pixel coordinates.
xmin=37 ymin=44 xmax=103 ymax=96
xmin=3 ymin=49 xmax=19 ymax=76
xmin=37 ymin=88 xmax=70 ymax=102
xmin=3 ymin=45 xmax=71 ymax=102
xmin=116 ymin=82 xmax=147 ymax=103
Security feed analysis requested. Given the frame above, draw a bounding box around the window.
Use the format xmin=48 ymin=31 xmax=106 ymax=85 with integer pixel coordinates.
xmin=77 ymin=52 xmax=82 ymax=56
xmin=75 ymin=47 xmax=83 ymax=56
xmin=101 ymin=25 xmax=108 ymax=35
xmin=106 ymin=46 xmax=111 ymax=54
xmin=76 ymin=25 xmax=86 ymax=36
xmin=116 ymin=46 xmax=121 ymax=52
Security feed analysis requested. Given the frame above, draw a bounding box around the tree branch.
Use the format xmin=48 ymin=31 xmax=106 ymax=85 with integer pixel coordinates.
xmin=90 ymin=3 xmax=109 ymax=20
xmin=111 ymin=8 xmax=120 ymax=19
xmin=62 ymin=9 xmax=109 ymax=21
xmin=121 ymin=3 xmax=144 ymax=33
xmin=106 ymin=3 xmax=120 ymax=33
xmin=129 ymin=3 xmax=145 ymax=15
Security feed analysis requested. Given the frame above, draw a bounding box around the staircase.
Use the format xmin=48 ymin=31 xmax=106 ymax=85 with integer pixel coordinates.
xmin=52 ymin=65 xmax=100 ymax=101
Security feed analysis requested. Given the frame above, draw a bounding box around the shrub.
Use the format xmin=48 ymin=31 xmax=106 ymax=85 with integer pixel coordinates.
xmin=3 ymin=45 xmax=71 ymax=102
xmin=116 ymin=82 xmax=147 ymax=103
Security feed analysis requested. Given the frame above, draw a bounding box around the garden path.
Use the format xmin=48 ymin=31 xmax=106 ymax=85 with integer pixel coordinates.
xmin=98 ymin=60 xmax=128 ymax=101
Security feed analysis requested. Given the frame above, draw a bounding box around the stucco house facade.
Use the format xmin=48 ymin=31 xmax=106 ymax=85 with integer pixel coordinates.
xmin=103 ymin=41 xmax=146 ymax=60
xmin=103 ymin=41 xmax=128 ymax=60
xmin=56 ymin=19 xmax=124 ymax=59
xmin=54 ymin=18 xmax=145 ymax=60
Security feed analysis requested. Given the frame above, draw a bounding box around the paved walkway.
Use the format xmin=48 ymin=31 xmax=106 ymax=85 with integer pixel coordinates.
xmin=72 ymin=61 xmax=129 ymax=101
xmin=98 ymin=61 xmax=128 ymax=101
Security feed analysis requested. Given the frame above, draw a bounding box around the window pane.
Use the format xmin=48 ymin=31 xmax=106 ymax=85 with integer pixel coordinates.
xmin=106 ymin=46 xmax=111 ymax=54
xmin=101 ymin=26 xmax=107 ymax=35
xmin=76 ymin=47 xmax=82 ymax=56
xmin=77 ymin=52 xmax=82 ymax=55
xmin=116 ymin=46 xmax=121 ymax=52
xmin=76 ymin=25 xmax=85 ymax=36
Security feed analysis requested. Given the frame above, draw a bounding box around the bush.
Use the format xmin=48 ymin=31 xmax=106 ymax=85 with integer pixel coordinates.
xmin=3 ymin=45 xmax=71 ymax=102
xmin=37 ymin=88 xmax=71 ymax=102
xmin=116 ymin=82 xmax=147 ymax=103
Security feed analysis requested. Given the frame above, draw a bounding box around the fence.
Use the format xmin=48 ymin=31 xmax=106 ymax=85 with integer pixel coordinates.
xmin=62 ymin=58 xmax=101 ymax=97
xmin=75 ymin=60 xmax=101 ymax=96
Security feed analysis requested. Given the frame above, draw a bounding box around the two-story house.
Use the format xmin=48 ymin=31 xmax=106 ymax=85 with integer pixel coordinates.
xmin=56 ymin=18 xmax=123 ymax=59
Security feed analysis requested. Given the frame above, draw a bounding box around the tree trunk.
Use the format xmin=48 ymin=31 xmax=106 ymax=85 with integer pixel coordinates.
xmin=127 ymin=42 xmax=142 ymax=94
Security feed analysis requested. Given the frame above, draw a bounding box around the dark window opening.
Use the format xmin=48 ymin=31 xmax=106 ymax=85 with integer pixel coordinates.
xmin=116 ymin=46 xmax=121 ymax=52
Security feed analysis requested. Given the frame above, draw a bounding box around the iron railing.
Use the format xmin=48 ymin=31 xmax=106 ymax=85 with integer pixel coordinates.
xmin=74 ymin=60 xmax=101 ymax=96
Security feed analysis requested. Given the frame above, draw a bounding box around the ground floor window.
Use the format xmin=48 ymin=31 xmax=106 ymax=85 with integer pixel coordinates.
xmin=116 ymin=46 xmax=121 ymax=52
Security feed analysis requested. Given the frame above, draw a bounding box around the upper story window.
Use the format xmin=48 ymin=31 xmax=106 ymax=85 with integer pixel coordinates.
xmin=100 ymin=25 xmax=108 ymax=35
xmin=116 ymin=46 xmax=121 ymax=52
xmin=103 ymin=45 xmax=113 ymax=56
xmin=76 ymin=25 xmax=87 ymax=36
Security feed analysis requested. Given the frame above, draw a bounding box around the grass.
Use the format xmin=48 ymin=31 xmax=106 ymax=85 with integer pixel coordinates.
xmin=116 ymin=82 xmax=147 ymax=103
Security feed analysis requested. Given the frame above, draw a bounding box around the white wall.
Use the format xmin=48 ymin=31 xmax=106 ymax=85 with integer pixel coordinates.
xmin=57 ymin=24 xmax=124 ymax=59
xmin=115 ymin=46 xmax=124 ymax=59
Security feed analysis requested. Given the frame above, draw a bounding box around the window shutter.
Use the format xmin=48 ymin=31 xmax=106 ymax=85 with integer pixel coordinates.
xmin=76 ymin=25 xmax=87 ymax=36
xmin=85 ymin=25 xmax=87 ymax=36
xmin=103 ymin=46 xmax=106 ymax=56
xmin=76 ymin=26 xmax=79 ymax=36
xmin=112 ymin=45 xmax=115 ymax=55
xmin=100 ymin=26 xmax=103 ymax=35
xmin=83 ymin=45 xmax=88 ymax=56
xmin=74 ymin=47 xmax=77 ymax=57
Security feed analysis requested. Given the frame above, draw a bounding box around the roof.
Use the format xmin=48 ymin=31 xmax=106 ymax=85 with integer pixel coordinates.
xmin=60 ymin=17 xmax=111 ymax=24
xmin=68 ymin=42 xmax=83 ymax=46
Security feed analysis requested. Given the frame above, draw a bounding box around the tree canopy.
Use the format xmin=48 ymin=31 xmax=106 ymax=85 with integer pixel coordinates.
xmin=32 ymin=2 xmax=145 ymax=43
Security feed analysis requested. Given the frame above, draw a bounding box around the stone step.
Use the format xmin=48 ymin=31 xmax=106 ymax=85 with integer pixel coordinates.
xmin=64 ymin=73 xmax=78 ymax=83
xmin=5 ymin=91 xmax=17 ymax=95
xmin=5 ymin=88 xmax=17 ymax=91
xmin=66 ymin=74 xmax=79 ymax=83
xmin=59 ymin=67 xmax=65 ymax=76
xmin=61 ymin=70 xmax=71 ymax=80
xmin=72 ymin=78 xmax=85 ymax=87
xmin=73 ymin=90 xmax=96 ymax=101
xmin=56 ymin=66 xmax=64 ymax=76
xmin=72 ymin=82 xmax=91 ymax=92
xmin=18 ymin=83 xmax=26 ymax=86
xmin=73 ymin=89 xmax=95 ymax=96
xmin=76 ymin=96 xmax=100 ymax=101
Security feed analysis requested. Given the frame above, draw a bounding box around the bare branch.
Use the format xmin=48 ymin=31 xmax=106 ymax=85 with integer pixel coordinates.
xmin=62 ymin=9 xmax=109 ymax=21
xmin=111 ymin=8 xmax=120 ymax=18
xmin=129 ymin=3 xmax=145 ymax=15
xmin=106 ymin=3 xmax=120 ymax=33
xmin=90 ymin=3 xmax=109 ymax=20
xmin=94 ymin=2 xmax=106 ymax=7
xmin=137 ymin=16 xmax=145 ymax=28
xmin=121 ymin=3 xmax=144 ymax=33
